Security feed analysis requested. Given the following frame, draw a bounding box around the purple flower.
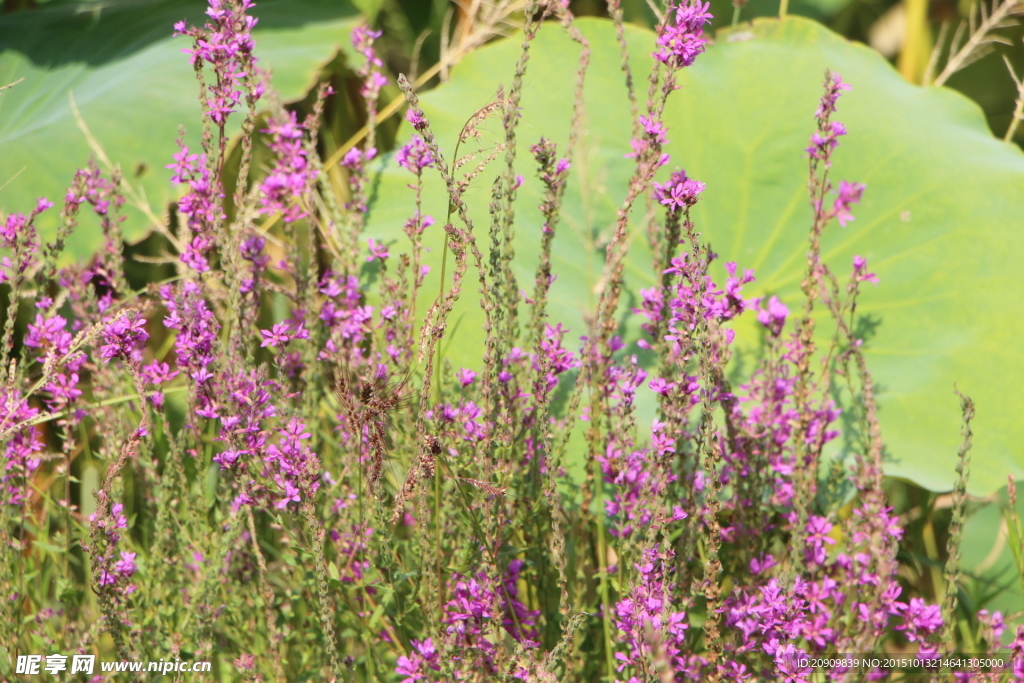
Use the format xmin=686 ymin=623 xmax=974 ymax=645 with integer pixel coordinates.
xmin=396 ymin=135 xmax=434 ymax=173
xmin=167 ymin=141 xmax=223 ymax=272
xmin=614 ymin=548 xmax=689 ymax=674
xmin=816 ymin=71 xmax=852 ymax=120
xmin=395 ymin=638 xmax=440 ymax=683
xmin=0 ymin=196 xmax=49 ymax=278
xmin=804 ymin=515 xmax=836 ymax=565
xmin=775 ymin=643 xmax=812 ymax=683
xmin=175 ymin=0 xmax=263 ymax=127
xmin=24 ymin=314 xmax=73 ymax=359
xmin=654 ymin=1 xmax=712 ymax=70
xmin=639 ymin=115 xmax=668 ymax=145
xmin=832 ymin=180 xmax=866 ymax=227
xmin=260 ymin=321 xmax=309 ymax=348
xmin=1009 ymin=625 xmax=1024 ymax=679
xmin=141 ymin=360 xmax=179 ymax=385
xmin=352 ymin=25 xmax=387 ymax=113
xmin=895 ymin=598 xmax=943 ymax=642
xmin=99 ymin=312 xmax=150 ymax=363
xmin=405 ymin=107 xmax=427 ymax=131
xmin=160 ymin=281 xmax=220 ymax=417
xmin=653 ymin=169 xmax=705 ymax=211
xmin=114 ymin=551 xmax=138 ymax=577
xmin=852 ymin=254 xmax=879 ymax=284
xmin=757 ymin=295 xmax=789 ymax=336
xmin=259 ymin=111 xmax=315 ymax=222
xmin=367 ymin=238 xmax=389 ymax=262
xmin=351 ymin=25 xmax=383 ymax=69
xmin=807 ymin=120 xmax=847 ymax=162
xmin=262 ymin=417 xmax=320 ymax=508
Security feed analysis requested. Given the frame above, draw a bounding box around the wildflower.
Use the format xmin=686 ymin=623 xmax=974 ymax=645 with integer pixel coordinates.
xmin=852 ymin=255 xmax=879 ymax=284
xmin=395 ymin=639 xmax=440 ymax=683
xmin=396 ymin=135 xmax=434 ymax=173
xmin=167 ymin=141 xmax=222 ymax=272
xmin=653 ymin=169 xmax=705 ymax=211
xmin=260 ymin=321 xmax=310 ymax=348
xmin=757 ymin=296 xmax=789 ymax=336
xmin=895 ymin=598 xmax=943 ymax=642
xmin=367 ymin=238 xmax=390 ymax=262
xmin=806 ymin=120 xmax=847 ymax=162
xmin=405 ymin=107 xmax=427 ymax=131
xmin=174 ymin=0 xmax=263 ymax=126
xmin=114 ymin=551 xmax=138 ymax=577
xmin=815 ymin=71 xmax=852 ymax=120
xmin=832 ymin=180 xmax=866 ymax=227
xmin=0 ymin=196 xmax=48 ymax=278
xmin=352 ymin=25 xmax=387 ymax=117
xmin=24 ymin=314 xmax=73 ymax=359
xmin=654 ymin=1 xmax=712 ymax=70
xmin=260 ymin=111 xmax=315 ymax=222
xmin=98 ymin=312 xmax=149 ymax=363
xmin=639 ymin=115 xmax=668 ymax=145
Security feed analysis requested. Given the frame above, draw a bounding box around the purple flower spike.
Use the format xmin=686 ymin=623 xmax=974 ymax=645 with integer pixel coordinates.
xmin=654 ymin=1 xmax=712 ymax=70
xmin=99 ymin=312 xmax=150 ymax=363
xmin=396 ymin=135 xmax=435 ymax=174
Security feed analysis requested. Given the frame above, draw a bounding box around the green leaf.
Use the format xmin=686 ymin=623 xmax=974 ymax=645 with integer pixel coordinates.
xmin=203 ymin=461 xmax=219 ymax=507
xmin=364 ymin=16 xmax=1024 ymax=495
xmin=32 ymin=540 xmax=67 ymax=554
xmin=0 ymin=0 xmax=360 ymax=258
xmin=367 ymin=601 xmax=386 ymax=628
xmin=79 ymin=463 xmax=100 ymax=520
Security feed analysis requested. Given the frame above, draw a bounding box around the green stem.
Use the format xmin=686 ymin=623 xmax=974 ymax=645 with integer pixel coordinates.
xmin=431 ymin=120 xmax=468 ymax=405
xmin=435 ymin=448 xmax=444 ymax=617
xmin=592 ymin=457 xmax=616 ymax=682
xmin=433 ymin=238 xmax=449 ymax=405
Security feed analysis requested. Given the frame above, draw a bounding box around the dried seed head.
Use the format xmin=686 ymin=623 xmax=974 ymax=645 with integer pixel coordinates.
xmin=330 ymin=362 xmax=410 ymax=493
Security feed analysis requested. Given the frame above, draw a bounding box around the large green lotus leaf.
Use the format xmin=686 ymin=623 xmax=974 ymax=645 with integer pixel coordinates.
xmin=0 ymin=0 xmax=360 ymax=258
xmin=364 ymin=15 xmax=1024 ymax=495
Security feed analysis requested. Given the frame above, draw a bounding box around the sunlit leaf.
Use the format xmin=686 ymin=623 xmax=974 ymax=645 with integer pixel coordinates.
xmin=365 ymin=16 xmax=1024 ymax=495
xmin=0 ymin=0 xmax=360 ymax=257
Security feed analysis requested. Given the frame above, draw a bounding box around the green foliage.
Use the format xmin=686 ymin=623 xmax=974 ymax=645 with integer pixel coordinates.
xmin=0 ymin=0 xmax=360 ymax=258
xmin=364 ymin=15 xmax=1024 ymax=497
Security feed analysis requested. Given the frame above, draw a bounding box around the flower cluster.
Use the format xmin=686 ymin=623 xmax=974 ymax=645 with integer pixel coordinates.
xmin=174 ymin=0 xmax=264 ymax=126
xmin=98 ymin=312 xmax=149 ymax=364
xmin=614 ymin=547 xmax=695 ymax=680
xmin=439 ymin=560 xmax=540 ymax=678
xmin=263 ymin=417 xmax=321 ymax=509
xmin=167 ymin=142 xmax=222 ymax=272
xmin=160 ymin=280 xmax=220 ymax=414
xmin=352 ymin=25 xmax=387 ymax=116
xmin=2 ymin=2 xmax=1016 ymax=681
xmin=259 ymin=111 xmax=316 ymax=222
xmin=0 ymin=389 xmax=44 ymax=509
xmin=0 ymin=197 xmax=49 ymax=280
xmin=654 ymin=1 xmax=712 ymax=70
xmin=653 ymin=169 xmax=705 ymax=211
xmin=85 ymin=496 xmax=138 ymax=604
xmin=396 ymin=135 xmax=435 ymax=174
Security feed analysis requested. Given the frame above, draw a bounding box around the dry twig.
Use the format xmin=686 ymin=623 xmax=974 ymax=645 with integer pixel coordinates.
xmin=929 ymin=0 xmax=1022 ymax=86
